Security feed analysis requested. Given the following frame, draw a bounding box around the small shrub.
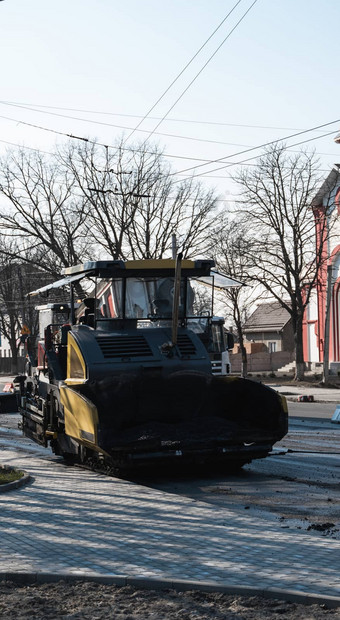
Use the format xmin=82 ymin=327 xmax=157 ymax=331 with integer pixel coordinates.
xmin=0 ymin=468 xmax=23 ymax=485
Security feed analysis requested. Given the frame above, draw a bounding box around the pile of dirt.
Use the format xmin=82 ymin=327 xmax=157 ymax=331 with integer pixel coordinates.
xmin=0 ymin=581 xmax=338 ymax=619
xmin=307 ymin=523 xmax=339 ymax=536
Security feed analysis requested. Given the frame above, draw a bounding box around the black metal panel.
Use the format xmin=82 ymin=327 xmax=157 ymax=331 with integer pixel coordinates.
xmin=0 ymin=393 xmax=18 ymax=413
xmin=95 ymin=334 xmax=153 ymax=359
xmin=176 ymin=334 xmax=196 ymax=356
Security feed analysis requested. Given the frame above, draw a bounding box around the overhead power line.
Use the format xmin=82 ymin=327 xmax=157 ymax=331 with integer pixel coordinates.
xmin=0 ymin=113 xmax=91 ymax=143
xmin=172 ymin=119 xmax=340 ymax=178
xmin=0 ymin=135 xmax=333 ymax=177
xmin=1 ymin=103 xmax=339 ymax=159
xmin=0 ymin=131 xmax=336 ymax=175
xmin=0 ymin=6 xmax=255 ymax=156
xmin=132 ymin=0 xmax=260 ymax=147
xmin=123 ymin=0 xmax=244 ymax=144
xmin=0 ymin=100 xmax=332 ymax=133
xmin=0 ymin=113 xmax=118 ymax=153
xmin=0 ymin=111 xmax=338 ymax=180
xmin=0 ymin=102 xmax=279 ymax=148
xmin=0 ymin=137 xmax=53 ymax=155
xmin=176 ymin=129 xmax=339 ymax=183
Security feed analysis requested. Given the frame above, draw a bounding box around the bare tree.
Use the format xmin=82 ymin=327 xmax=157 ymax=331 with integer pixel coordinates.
xmin=0 ymin=241 xmax=46 ymax=372
xmin=0 ymin=148 xmax=90 ymax=278
xmin=0 ymin=140 xmax=221 ymax=369
xmin=57 ymin=140 xmax=140 ymax=260
xmin=211 ymin=215 xmax=259 ymax=377
xmin=0 ymin=264 xmax=22 ymax=372
xmin=60 ymin=139 xmax=219 ymax=260
xmin=233 ymin=144 xmax=335 ymax=381
xmin=0 ymin=140 xmax=219 ymax=271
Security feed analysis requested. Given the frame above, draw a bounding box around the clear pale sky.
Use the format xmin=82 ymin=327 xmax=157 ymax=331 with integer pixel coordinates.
xmin=0 ymin=0 xmax=339 ymax=201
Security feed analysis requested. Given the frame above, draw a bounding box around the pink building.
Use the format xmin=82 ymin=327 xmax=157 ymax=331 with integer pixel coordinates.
xmin=303 ymin=164 xmax=340 ymax=373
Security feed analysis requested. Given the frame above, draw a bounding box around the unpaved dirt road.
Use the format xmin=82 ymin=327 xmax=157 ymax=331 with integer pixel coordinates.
xmin=0 ymin=580 xmax=339 ymax=619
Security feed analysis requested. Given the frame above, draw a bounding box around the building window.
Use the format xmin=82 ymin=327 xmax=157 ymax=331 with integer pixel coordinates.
xmin=269 ymin=342 xmax=277 ymax=353
xmin=336 ymin=187 xmax=340 ymax=215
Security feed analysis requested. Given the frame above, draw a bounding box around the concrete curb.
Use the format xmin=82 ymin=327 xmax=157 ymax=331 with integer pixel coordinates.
xmin=0 ymin=572 xmax=339 ymax=609
xmin=0 ymin=464 xmax=31 ymax=493
xmin=286 ymin=396 xmax=338 ymax=404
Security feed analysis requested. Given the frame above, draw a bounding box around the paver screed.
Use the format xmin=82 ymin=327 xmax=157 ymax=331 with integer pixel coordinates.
xmin=0 ymin=447 xmax=339 ymax=597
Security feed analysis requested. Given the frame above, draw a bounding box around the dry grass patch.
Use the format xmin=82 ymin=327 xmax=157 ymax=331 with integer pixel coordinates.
xmin=0 ymin=467 xmax=24 ymax=485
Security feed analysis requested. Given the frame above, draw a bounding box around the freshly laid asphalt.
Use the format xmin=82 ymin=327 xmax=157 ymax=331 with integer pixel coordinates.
xmin=0 ymin=383 xmax=339 ymax=607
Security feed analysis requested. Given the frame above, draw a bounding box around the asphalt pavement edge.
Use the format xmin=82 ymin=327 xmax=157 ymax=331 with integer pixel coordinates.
xmin=0 ymin=572 xmax=339 ymax=609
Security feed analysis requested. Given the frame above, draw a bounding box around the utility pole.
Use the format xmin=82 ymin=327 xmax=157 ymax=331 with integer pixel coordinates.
xmin=17 ymin=265 xmax=26 ymax=329
xmin=322 ymin=264 xmax=333 ymax=383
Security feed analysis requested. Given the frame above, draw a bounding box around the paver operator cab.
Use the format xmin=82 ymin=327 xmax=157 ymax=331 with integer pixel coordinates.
xmin=17 ymin=257 xmax=288 ymax=472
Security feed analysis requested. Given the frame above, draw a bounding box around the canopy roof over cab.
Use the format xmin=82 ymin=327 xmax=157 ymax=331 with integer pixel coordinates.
xmin=63 ymin=259 xmax=214 ymax=279
xmin=28 ymin=259 xmax=242 ymax=297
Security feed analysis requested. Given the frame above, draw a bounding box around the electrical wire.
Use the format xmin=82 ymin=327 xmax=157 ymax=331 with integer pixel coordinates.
xmin=176 ymin=129 xmax=339 ymax=183
xmin=0 ymin=134 xmax=334 ymax=176
xmin=0 ymin=99 xmax=333 ymax=134
xmin=0 ymin=132 xmax=228 ymax=167
xmin=0 ymin=109 xmax=258 ymax=150
xmin=0 ymin=112 xmax=338 ymax=179
xmin=132 ymin=0 xmax=260 ymax=148
xmin=0 ymin=137 xmax=53 ymax=155
xmin=172 ymin=119 xmax=340 ymax=178
xmin=1 ymin=102 xmax=339 ymax=161
xmin=123 ymin=0 xmax=244 ymax=144
xmin=0 ymin=113 xmax=121 ymax=154
xmin=0 ymin=134 xmax=336 ymax=178
xmin=3 ymin=102 xmax=339 ymax=159
xmin=0 ymin=100 xmax=330 ymax=133
xmin=0 ymin=103 xmax=276 ymax=148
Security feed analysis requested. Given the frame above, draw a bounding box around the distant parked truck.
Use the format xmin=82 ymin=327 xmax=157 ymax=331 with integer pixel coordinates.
xmin=186 ymin=315 xmax=234 ymax=376
xmin=210 ymin=316 xmax=234 ymax=376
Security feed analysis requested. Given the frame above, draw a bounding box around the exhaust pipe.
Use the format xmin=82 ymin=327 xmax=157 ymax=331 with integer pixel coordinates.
xmin=171 ymin=252 xmax=183 ymax=346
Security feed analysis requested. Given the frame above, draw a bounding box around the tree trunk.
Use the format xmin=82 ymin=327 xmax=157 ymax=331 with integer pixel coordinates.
xmin=11 ymin=353 xmax=18 ymax=374
xmin=241 ymin=359 xmax=248 ymax=378
xmin=233 ymin=309 xmax=248 ymax=378
xmin=240 ymin=341 xmax=248 ymax=378
xmin=294 ymin=317 xmax=305 ymax=381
